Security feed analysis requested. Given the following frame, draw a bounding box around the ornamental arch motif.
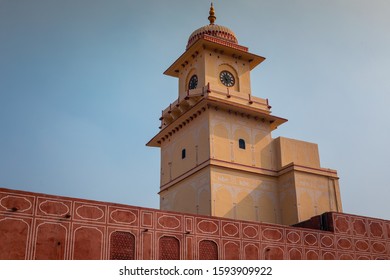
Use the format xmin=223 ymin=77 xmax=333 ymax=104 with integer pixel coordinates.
xmin=159 ymin=236 xmax=180 ymax=260
xmin=199 ymin=240 xmax=218 ymax=260
xmin=109 ymin=231 xmax=135 ymax=260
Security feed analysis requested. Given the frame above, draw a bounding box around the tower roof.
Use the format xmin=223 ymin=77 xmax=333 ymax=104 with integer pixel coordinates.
xmin=186 ymin=3 xmax=238 ymax=49
xmin=165 ymin=3 xmax=265 ymax=77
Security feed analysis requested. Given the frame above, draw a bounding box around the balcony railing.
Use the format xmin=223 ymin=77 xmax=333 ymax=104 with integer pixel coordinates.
xmin=159 ymin=84 xmax=272 ymax=129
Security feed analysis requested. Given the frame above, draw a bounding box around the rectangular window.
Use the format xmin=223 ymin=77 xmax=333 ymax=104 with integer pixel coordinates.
xmin=239 ymin=139 xmax=246 ymax=149
xmin=182 ymin=149 xmax=186 ymax=159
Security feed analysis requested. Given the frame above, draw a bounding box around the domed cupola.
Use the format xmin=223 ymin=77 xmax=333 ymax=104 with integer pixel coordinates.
xmin=164 ymin=3 xmax=265 ymax=79
xmin=186 ymin=3 xmax=238 ymax=49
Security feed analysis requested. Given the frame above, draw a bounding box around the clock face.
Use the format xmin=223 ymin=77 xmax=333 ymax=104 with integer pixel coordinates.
xmin=188 ymin=75 xmax=198 ymax=90
xmin=220 ymin=71 xmax=235 ymax=87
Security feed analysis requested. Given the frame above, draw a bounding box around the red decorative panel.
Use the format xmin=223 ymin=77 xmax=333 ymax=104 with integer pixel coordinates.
xmin=371 ymin=241 xmax=386 ymax=254
xmin=322 ymin=251 xmax=336 ymax=260
xmin=185 ymin=217 xmax=194 ymax=233
xmin=157 ymin=213 xmax=182 ymax=231
xmin=141 ymin=232 xmax=153 ymax=260
xmin=262 ymin=227 xmax=283 ymax=242
xmin=242 ymin=223 xmax=259 ymax=240
xmin=286 ymin=230 xmax=301 ymax=245
xmin=73 ymin=202 xmax=106 ymax=223
xmin=303 ymin=232 xmax=318 ymax=247
xmin=243 ymin=243 xmax=259 ymax=260
xmin=186 ymin=236 xmax=194 ymax=260
xmin=222 ymin=221 xmax=239 ymax=238
xmin=159 ymin=236 xmax=180 ymax=260
xmin=109 ymin=231 xmax=135 ymax=260
xmin=320 ymin=234 xmax=334 ymax=249
xmin=354 ymin=239 xmax=370 ymax=252
xmin=369 ymin=221 xmax=384 ymax=239
xmin=34 ymin=221 xmax=68 ymax=259
xmin=351 ymin=217 xmax=367 ymax=237
xmin=141 ymin=211 xmax=153 ymax=228
xmin=374 ymin=255 xmax=388 ymax=260
xmin=36 ymin=197 xmax=71 ymax=218
xmin=0 ymin=216 xmax=31 ymax=259
xmin=386 ymin=223 xmax=390 ymax=239
xmin=356 ymin=254 xmax=371 ymax=260
xmin=109 ymin=207 xmax=138 ymax=226
xmin=72 ymin=225 xmax=104 ymax=260
xmin=305 ymin=249 xmax=319 ymax=260
xmin=199 ymin=240 xmax=218 ymax=260
xmin=287 ymin=247 xmax=302 ymax=260
xmin=336 ymin=237 xmax=353 ymax=251
xmin=334 ymin=215 xmax=350 ymax=234
xmin=224 ymin=241 xmax=240 ymax=260
xmin=0 ymin=193 xmax=34 ymax=215
xmin=263 ymin=245 xmax=285 ymax=260
xmin=196 ymin=218 xmax=219 ymax=236
xmin=338 ymin=253 xmax=354 ymax=260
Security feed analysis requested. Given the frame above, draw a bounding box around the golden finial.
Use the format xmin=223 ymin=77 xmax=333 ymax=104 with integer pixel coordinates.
xmin=208 ymin=3 xmax=216 ymax=25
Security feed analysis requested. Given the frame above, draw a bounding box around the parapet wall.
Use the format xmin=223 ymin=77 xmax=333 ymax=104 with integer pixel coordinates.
xmin=0 ymin=187 xmax=389 ymax=260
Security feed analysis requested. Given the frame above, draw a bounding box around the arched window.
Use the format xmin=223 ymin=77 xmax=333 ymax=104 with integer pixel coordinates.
xmin=109 ymin=231 xmax=135 ymax=260
xmin=159 ymin=236 xmax=180 ymax=260
xmin=239 ymin=139 xmax=246 ymax=150
xmin=199 ymin=240 xmax=218 ymax=260
xmin=182 ymin=149 xmax=186 ymax=159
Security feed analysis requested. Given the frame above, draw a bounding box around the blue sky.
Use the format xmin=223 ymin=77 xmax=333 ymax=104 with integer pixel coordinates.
xmin=1 ymin=0 xmax=389 ymax=220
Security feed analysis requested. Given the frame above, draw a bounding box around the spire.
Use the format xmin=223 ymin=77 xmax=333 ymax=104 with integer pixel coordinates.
xmin=208 ymin=3 xmax=216 ymax=25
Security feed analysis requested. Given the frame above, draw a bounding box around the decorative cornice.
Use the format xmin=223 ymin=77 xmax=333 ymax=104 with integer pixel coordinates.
xmin=157 ymin=106 xmax=208 ymax=145
xmin=159 ymin=158 xmax=339 ymax=193
xmin=202 ymin=34 xmax=248 ymax=52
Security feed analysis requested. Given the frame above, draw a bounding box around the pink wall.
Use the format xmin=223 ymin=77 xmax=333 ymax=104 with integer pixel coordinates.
xmin=0 ymin=188 xmax=389 ymax=260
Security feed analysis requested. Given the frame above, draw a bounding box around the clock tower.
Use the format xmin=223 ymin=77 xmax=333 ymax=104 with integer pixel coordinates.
xmin=147 ymin=4 xmax=342 ymax=225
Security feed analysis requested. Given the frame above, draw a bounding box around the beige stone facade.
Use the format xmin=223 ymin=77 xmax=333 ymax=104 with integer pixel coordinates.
xmin=147 ymin=6 xmax=342 ymax=225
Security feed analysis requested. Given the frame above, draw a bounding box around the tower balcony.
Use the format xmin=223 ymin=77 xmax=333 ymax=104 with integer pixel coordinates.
xmin=158 ymin=84 xmax=274 ymax=130
xmin=147 ymin=84 xmax=287 ymax=148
